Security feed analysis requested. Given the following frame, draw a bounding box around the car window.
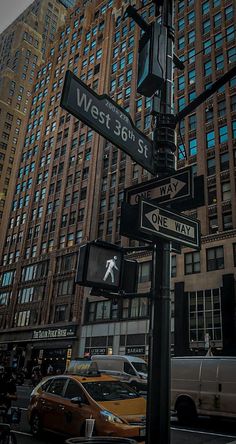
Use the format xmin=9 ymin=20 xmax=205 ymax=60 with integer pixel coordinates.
xmin=47 ymin=378 xmax=66 ymax=396
xmin=64 ymin=380 xmax=88 ymax=403
xmin=124 ymin=362 xmax=136 ymax=375
xmin=83 ymin=381 xmax=140 ymax=402
xmin=132 ymin=362 xmax=148 ymax=374
xmin=41 ymin=379 xmax=52 ymax=392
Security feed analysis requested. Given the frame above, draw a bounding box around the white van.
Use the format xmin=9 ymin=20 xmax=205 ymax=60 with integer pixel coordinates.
xmin=171 ymin=356 xmax=236 ymax=423
xmin=91 ymin=355 xmax=148 ymax=391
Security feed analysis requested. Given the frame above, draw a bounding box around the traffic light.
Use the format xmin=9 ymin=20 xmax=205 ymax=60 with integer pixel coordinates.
xmin=137 ymin=22 xmax=167 ymax=97
xmin=75 ymin=242 xmax=138 ymax=294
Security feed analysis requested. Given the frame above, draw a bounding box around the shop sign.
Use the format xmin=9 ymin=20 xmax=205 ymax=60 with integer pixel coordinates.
xmin=89 ymin=347 xmax=107 ymax=355
xmin=126 ymin=346 xmax=146 ymax=355
xmin=32 ymin=325 xmax=76 ymax=340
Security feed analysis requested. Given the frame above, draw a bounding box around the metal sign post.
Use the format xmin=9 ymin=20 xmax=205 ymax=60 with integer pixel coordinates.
xmin=146 ymin=1 xmax=175 ymax=444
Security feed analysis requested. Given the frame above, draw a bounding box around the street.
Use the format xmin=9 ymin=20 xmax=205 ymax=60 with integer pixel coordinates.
xmin=11 ymin=384 xmax=236 ymax=444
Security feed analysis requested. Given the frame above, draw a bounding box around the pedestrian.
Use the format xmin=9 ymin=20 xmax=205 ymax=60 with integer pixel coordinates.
xmin=47 ymin=363 xmax=54 ymax=375
xmin=0 ymin=366 xmax=17 ymax=410
xmin=31 ymin=364 xmax=41 ymax=387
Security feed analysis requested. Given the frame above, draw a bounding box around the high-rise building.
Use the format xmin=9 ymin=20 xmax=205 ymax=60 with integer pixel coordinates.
xmin=0 ymin=0 xmax=235 ymax=372
xmin=0 ymin=0 xmax=68 ymax=227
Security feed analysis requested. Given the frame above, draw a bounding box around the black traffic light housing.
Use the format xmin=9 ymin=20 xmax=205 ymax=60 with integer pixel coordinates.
xmin=125 ymin=5 xmax=167 ymax=97
xmin=137 ymin=22 xmax=167 ymax=97
xmin=76 ymin=241 xmax=138 ymax=294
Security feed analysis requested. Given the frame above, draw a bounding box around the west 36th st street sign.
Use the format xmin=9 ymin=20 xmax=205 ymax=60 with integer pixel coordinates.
xmin=61 ymin=71 xmax=155 ymax=174
xmin=139 ymin=199 xmax=201 ymax=249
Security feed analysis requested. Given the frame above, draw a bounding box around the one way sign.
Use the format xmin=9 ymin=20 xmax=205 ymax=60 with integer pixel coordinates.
xmin=139 ymin=200 xmax=201 ymax=249
xmin=125 ymin=168 xmax=193 ymax=207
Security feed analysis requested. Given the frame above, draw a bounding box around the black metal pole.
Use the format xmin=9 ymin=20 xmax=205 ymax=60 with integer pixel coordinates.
xmin=146 ymin=240 xmax=171 ymax=444
xmin=146 ymin=1 xmax=174 ymax=443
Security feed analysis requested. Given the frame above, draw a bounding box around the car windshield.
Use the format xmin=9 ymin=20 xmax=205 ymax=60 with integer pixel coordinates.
xmin=82 ymin=381 xmax=141 ymax=402
xmin=132 ymin=362 xmax=148 ymax=374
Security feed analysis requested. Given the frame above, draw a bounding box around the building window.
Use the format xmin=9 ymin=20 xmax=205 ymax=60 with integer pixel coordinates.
xmin=206 ymin=246 xmax=224 ymax=271
xmin=208 ymin=186 xmax=217 ymax=205
xmin=220 ymin=152 xmax=229 ymax=171
xmin=232 ymin=121 xmax=236 ymax=139
xmin=209 ymin=216 xmax=218 ymax=234
xmin=222 ymin=212 xmax=233 ymax=231
xmin=205 ymin=106 xmax=213 ymax=122
xmin=189 ymin=138 xmax=197 ymax=156
xmin=226 ymin=25 xmax=235 ymax=42
xmin=213 ymin=12 xmax=221 ymax=28
xmin=204 ymin=60 xmax=212 ymax=76
xmin=178 ymin=96 xmax=185 ymax=111
xmin=95 ymin=300 xmax=111 ymax=321
xmin=218 ymin=100 xmax=226 ymax=117
xmin=233 ymin=244 xmax=236 ymax=267
xmin=215 ymin=32 xmax=222 ymax=49
xmin=188 ymin=30 xmax=195 ymax=44
xmin=189 ymin=289 xmax=222 ymax=345
xmin=171 ymin=255 xmax=176 ymax=277
xmin=206 ymin=130 xmax=215 ymax=149
xmin=207 ymin=157 xmax=215 ymax=176
xmin=138 ymin=261 xmax=152 ymax=283
xmin=202 ymin=1 xmax=209 ymax=14
xmin=54 ymin=305 xmax=67 ymax=322
xmin=221 ymin=182 xmax=231 ymax=201
xmin=188 ymin=49 xmax=195 ymax=64
xmin=203 ymin=39 xmax=211 ymax=55
xmin=178 ymin=18 xmax=185 ymax=31
xmin=219 ymin=125 xmax=228 ymax=144
xmin=230 ymin=95 xmax=236 ymax=112
xmin=225 ymin=5 xmax=233 ymax=21
xmin=185 ymin=251 xmax=200 ymax=274
xmin=130 ymin=298 xmax=148 ymax=318
xmin=178 ymin=75 xmax=185 ymax=90
xmin=187 ymin=11 xmax=195 ymax=25
xmin=1 ymin=270 xmax=15 ymax=286
xmin=203 ymin=19 xmax=210 ymax=34
xmin=178 ymin=36 xmax=185 ymax=50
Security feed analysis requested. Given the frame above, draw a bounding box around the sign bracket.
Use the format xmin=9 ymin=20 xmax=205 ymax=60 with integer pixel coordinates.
xmin=90 ymin=287 xmax=152 ymax=299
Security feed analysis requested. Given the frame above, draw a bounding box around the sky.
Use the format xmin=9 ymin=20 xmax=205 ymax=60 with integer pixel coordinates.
xmin=0 ymin=0 xmax=33 ymax=34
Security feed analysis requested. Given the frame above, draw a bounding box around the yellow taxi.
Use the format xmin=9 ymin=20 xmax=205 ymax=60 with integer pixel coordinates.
xmin=28 ymin=372 xmax=146 ymax=440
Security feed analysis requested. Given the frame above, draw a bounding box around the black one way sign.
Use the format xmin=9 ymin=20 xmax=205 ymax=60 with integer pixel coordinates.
xmin=126 ymin=168 xmax=192 ymax=206
xmin=61 ymin=71 xmax=155 ymax=175
xmin=139 ymin=200 xmax=200 ymax=249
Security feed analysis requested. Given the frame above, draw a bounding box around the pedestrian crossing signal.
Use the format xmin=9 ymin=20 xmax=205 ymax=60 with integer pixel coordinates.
xmin=76 ymin=242 xmax=123 ymax=291
xmin=75 ymin=241 xmax=138 ymax=294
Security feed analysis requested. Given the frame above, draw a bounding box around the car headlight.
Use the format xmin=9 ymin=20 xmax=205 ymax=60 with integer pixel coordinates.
xmin=100 ymin=410 xmax=124 ymax=424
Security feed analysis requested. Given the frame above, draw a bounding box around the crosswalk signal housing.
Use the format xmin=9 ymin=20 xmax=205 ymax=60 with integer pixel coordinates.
xmin=137 ymin=22 xmax=167 ymax=97
xmin=76 ymin=243 xmax=123 ymax=291
xmin=76 ymin=242 xmax=138 ymax=294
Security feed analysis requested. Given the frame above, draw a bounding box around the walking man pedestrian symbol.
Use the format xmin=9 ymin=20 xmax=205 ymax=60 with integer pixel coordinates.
xmin=103 ymin=256 xmax=119 ymax=283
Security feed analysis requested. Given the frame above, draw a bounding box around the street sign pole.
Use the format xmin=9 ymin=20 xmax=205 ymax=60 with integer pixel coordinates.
xmin=146 ymin=1 xmax=174 ymax=444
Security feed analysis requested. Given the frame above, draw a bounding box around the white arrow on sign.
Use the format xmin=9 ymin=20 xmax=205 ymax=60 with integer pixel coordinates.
xmin=145 ymin=208 xmax=195 ymax=239
xmin=130 ymin=177 xmax=186 ymax=205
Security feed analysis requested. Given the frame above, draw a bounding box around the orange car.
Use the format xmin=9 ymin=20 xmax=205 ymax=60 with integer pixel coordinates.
xmin=28 ymin=373 xmax=146 ymax=440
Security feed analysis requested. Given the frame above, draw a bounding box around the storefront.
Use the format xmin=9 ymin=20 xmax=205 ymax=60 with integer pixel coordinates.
xmin=0 ymin=324 xmax=78 ymax=375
